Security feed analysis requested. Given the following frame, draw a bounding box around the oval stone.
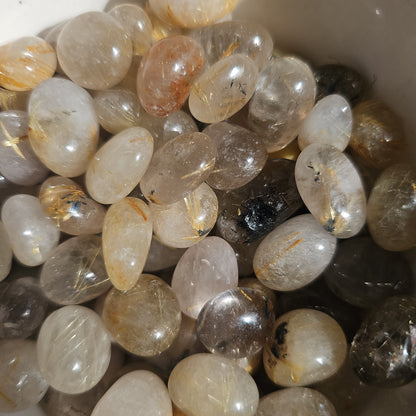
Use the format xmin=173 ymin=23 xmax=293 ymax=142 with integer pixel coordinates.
xmin=0 ymin=220 xmax=12 ymax=281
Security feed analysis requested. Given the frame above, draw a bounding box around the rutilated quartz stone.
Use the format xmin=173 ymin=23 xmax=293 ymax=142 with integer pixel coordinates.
xmin=168 ymin=353 xmax=259 ymax=416
xmin=0 ymin=110 xmax=49 ymax=186
xmin=40 ymin=235 xmax=111 ymax=305
xmin=263 ymin=309 xmax=347 ymax=386
xmin=148 ymin=0 xmax=240 ymax=29
xmin=140 ymin=132 xmax=216 ymax=205
xmin=0 ymin=220 xmax=12 ymax=281
xmin=144 ymin=2 xmax=184 ymax=41
xmin=0 ymin=339 xmax=49 ymax=413
xmin=367 ymin=163 xmax=416 ymax=251
xmin=350 ymin=296 xmax=416 ymax=387
xmin=137 ymin=35 xmax=205 ymax=116
xmin=57 ymin=12 xmax=132 ymax=90
xmin=248 ymin=56 xmax=316 ymax=152
xmin=151 ymin=182 xmax=218 ymax=248
xmin=253 ymin=214 xmax=337 ymax=291
xmin=1 ymin=194 xmax=60 ymax=266
xmin=0 ymin=36 xmax=56 ymax=91
xmin=171 ymin=236 xmax=239 ymax=319
xmin=295 ymin=143 xmax=367 ymax=238
xmin=349 ymin=100 xmax=407 ymax=169
xmin=239 ymin=277 xmax=277 ymax=310
xmin=102 ymin=274 xmax=182 ymax=357
xmin=28 ymin=77 xmax=99 ymax=177
xmin=189 ymin=54 xmax=258 ymax=124
xmin=0 ymin=87 xmax=30 ymax=111
xmin=143 ymin=237 xmax=186 ymax=272
xmin=298 ymin=94 xmax=352 ymax=151
xmin=39 ymin=176 xmax=106 ymax=235
xmin=86 ymin=127 xmax=154 ymax=204
xmin=196 ymin=287 xmax=274 ymax=358
xmin=102 ymin=197 xmax=152 ymax=291
xmin=203 ymin=122 xmax=268 ymax=190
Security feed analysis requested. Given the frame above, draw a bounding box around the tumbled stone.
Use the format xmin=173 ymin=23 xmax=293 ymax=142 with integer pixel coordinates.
xmin=57 ymin=12 xmax=132 ymax=90
xmin=140 ymin=132 xmax=216 ymax=205
xmin=28 ymin=78 xmax=99 ymax=177
xmin=137 ymin=35 xmax=205 ymax=116
xmin=248 ymin=56 xmax=316 ymax=152
xmin=298 ymin=94 xmax=352 ymax=151
xmin=203 ymin=122 xmax=268 ymax=190
xmin=0 ymin=110 xmax=49 ymax=185
xmin=239 ymin=277 xmax=277 ymax=310
xmin=168 ymin=353 xmax=259 ymax=416
xmin=39 ymin=176 xmax=106 ymax=235
xmin=295 ymin=143 xmax=367 ymax=238
xmin=263 ymin=309 xmax=347 ymax=386
xmin=103 ymin=274 xmax=181 ymax=357
xmin=0 ymin=339 xmax=49 ymax=413
xmin=0 ymin=220 xmax=12 ymax=281
xmin=37 ymin=305 xmax=111 ymax=394
xmin=189 ymin=54 xmax=258 ymax=123
xmin=102 ymin=197 xmax=152 ymax=291
xmin=1 ymin=194 xmax=60 ymax=266
xmin=0 ymin=87 xmax=30 ymax=111
xmin=367 ymin=163 xmax=416 ymax=251
xmin=171 ymin=236 xmax=239 ymax=319
xmin=350 ymin=296 xmax=416 ymax=387
xmin=196 ymin=287 xmax=274 ymax=358
xmin=144 ymin=238 xmax=186 ymax=272
xmin=86 ymin=127 xmax=154 ymax=204
xmin=253 ymin=214 xmax=337 ymax=291
xmin=0 ymin=36 xmax=56 ymax=91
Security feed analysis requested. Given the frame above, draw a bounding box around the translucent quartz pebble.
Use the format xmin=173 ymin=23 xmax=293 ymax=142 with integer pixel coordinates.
xmin=0 ymin=36 xmax=56 ymax=91
xmin=1 ymin=194 xmax=60 ymax=266
xmin=37 ymin=305 xmax=111 ymax=394
xmin=151 ymin=182 xmax=218 ymax=248
xmin=39 ymin=176 xmax=106 ymax=235
xmin=109 ymin=4 xmax=153 ymax=56
xmin=216 ymin=158 xmax=303 ymax=244
xmin=140 ymin=132 xmax=216 ymax=205
xmin=298 ymin=94 xmax=352 ymax=151
xmin=0 ymin=339 xmax=48 ymax=413
xmin=263 ymin=309 xmax=347 ymax=386
xmin=0 ymin=220 xmax=12 ymax=281
xmin=92 ymin=370 xmax=172 ymax=416
xmin=196 ymin=287 xmax=274 ymax=358
xmin=40 ymin=235 xmax=111 ymax=305
xmin=350 ymin=100 xmax=407 ymax=169
xmin=28 ymin=78 xmax=99 ymax=177
xmin=256 ymin=387 xmax=337 ymax=416
xmin=295 ymin=143 xmax=366 ymax=238
xmin=86 ymin=127 xmax=154 ymax=204
xmin=102 ymin=274 xmax=181 ymax=356
xmin=143 ymin=238 xmax=186 ymax=272
xmin=168 ymin=353 xmax=259 ymax=416
xmin=57 ymin=12 xmax=132 ymax=90
xmin=0 ymin=277 xmax=48 ymax=338
xmin=253 ymin=214 xmax=337 ymax=291
xmin=189 ymin=54 xmax=258 ymax=123
xmin=137 ymin=35 xmax=205 ymax=116
xmin=93 ymin=89 xmax=144 ymax=134
xmin=102 ymin=197 xmax=152 ymax=291
xmin=171 ymin=236 xmax=239 ymax=319
xmin=324 ymin=236 xmax=412 ymax=308
xmin=148 ymin=0 xmax=240 ymax=29
xmin=0 ymin=87 xmax=30 ymax=111
xmin=190 ymin=20 xmax=273 ymax=70
xmin=203 ymin=122 xmax=268 ymax=190
xmin=367 ymin=164 xmax=416 ymax=251
xmin=238 ymin=277 xmax=277 ymax=311
xmin=248 ymin=56 xmax=316 ymax=152
xmin=0 ymin=110 xmax=49 ymax=185
xmin=350 ymin=296 xmax=416 ymax=387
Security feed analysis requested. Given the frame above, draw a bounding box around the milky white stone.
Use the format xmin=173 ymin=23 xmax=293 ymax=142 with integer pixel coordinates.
xmin=92 ymin=370 xmax=172 ymax=416
xmin=1 ymin=194 xmax=60 ymax=266
xmin=168 ymin=353 xmax=259 ymax=416
xmin=86 ymin=127 xmax=153 ymax=204
xmin=253 ymin=214 xmax=337 ymax=291
xmin=298 ymin=94 xmax=352 ymax=151
xmin=0 ymin=220 xmax=12 ymax=281
xmin=37 ymin=305 xmax=111 ymax=394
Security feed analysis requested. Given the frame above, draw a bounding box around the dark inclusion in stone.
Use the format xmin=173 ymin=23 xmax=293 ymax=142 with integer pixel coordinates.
xmin=350 ymin=296 xmax=416 ymax=387
xmin=270 ymin=322 xmax=288 ymax=360
xmin=215 ymin=158 xmax=303 ymax=244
